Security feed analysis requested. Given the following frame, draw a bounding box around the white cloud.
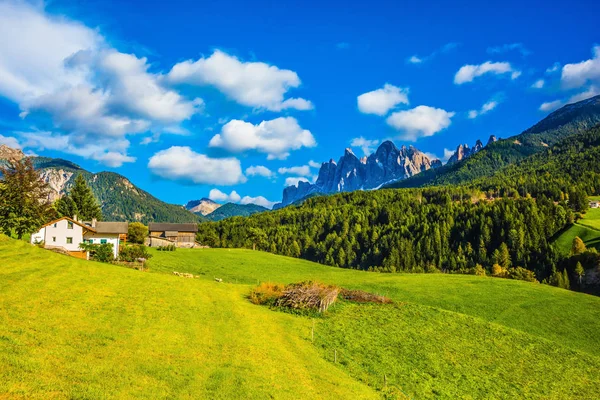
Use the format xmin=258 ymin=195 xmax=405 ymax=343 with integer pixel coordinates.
xmin=539 ymin=100 xmax=563 ymax=112
xmin=357 ymin=84 xmax=409 ymax=116
xmin=454 ymin=61 xmax=519 ymax=84
xmin=0 ymin=1 xmax=202 ymax=166
xmin=487 ymin=43 xmax=530 ymax=56
xmin=561 ymin=46 xmax=600 ymax=89
xmin=408 ymin=56 xmax=423 ymax=64
xmin=350 ymin=137 xmax=380 ymax=155
xmin=240 ymin=195 xmax=276 ymax=209
xmin=546 ymin=63 xmax=561 ymax=74
xmin=245 ymin=165 xmax=274 ymax=178
xmin=468 ymin=100 xmax=499 ymax=119
xmin=568 ymin=85 xmax=600 ymax=103
xmin=424 ymin=148 xmax=454 ymax=163
xmin=0 ymin=134 xmax=21 ymax=149
xmin=285 ymin=177 xmax=309 ymax=187
xmin=531 ymin=79 xmax=545 ymax=89
xmin=209 ymin=189 xmax=275 ymax=209
xmin=20 ymin=130 xmax=136 ymax=167
xmin=148 ymin=146 xmax=246 ymax=185
xmin=278 ymin=165 xmax=311 ymax=176
xmin=406 ymin=42 xmax=459 ymax=65
xmin=209 ymin=189 xmax=241 ymax=203
xmin=209 ymin=117 xmax=316 ymax=159
xmin=308 ymin=160 xmax=321 ymax=168
xmin=386 ymin=106 xmax=455 ymax=141
xmin=167 ymin=50 xmax=312 ymax=111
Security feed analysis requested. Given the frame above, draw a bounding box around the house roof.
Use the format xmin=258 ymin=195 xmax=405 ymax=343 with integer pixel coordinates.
xmin=41 ymin=216 xmax=95 ymax=232
xmin=93 ymin=222 xmax=129 ymax=234
xmin=148 ymin=223 xmax=198 ymax=232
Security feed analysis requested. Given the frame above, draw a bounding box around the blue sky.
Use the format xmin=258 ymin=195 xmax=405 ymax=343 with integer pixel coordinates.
xmin=0 ymin=0 xmax=599 ymax=208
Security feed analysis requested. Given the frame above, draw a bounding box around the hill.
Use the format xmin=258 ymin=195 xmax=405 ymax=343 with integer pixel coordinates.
xmin=205 ymin=202 xmax=268 ymax=221
xmin=3 ymin=236 xmax=599 ymax=398
xmin=553 ymin=197 xmax=600 ymax=255
xmin=1 ymin=150 xmax=202 ymax=224
xmin=386 ymin=95 xmax=600 ymax=189
xmin=185 ymin=198 xmax=221 ymax=215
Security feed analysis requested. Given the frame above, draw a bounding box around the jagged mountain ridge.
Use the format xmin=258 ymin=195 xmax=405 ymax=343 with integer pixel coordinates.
xmin=203 ymin=203 xmax=268 ymax=221
xmin=446 ymin=136 xmax=497 ymax=165
xmin=277 ymin=141 xmax=442 ymax=207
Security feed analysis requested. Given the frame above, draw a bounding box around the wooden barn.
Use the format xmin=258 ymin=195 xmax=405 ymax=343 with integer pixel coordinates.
xmin=147 ymin=223 xmax=198 ymax=247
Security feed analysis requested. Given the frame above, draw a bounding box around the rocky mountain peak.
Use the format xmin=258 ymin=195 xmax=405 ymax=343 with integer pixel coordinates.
xmin=185 ymin=198 xmax=221 ymax=215
xmin=487 ymin=135 xmax=498 ymax=145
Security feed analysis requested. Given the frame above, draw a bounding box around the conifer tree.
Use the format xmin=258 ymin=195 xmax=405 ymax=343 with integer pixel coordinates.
xmin=571 ymin=236 xmax=586 ymax=255
xmin=575 ymin=262 xmax=584 ymax=285
xmin=70 ymin=174 xmax=102 ymax=221
xmin=55 ymin=196 xmax=79 ymax=219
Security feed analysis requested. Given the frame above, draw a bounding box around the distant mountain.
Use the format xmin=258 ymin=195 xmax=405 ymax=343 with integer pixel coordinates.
xmin=386 ymin=95 xmax=600 ymax=189
xmin=446 ymin=136 xmax=496 ymax=165
xmin=185 ymin=198 xmax=221 ymax=215
xmin=0 ymin=144 xmax=24 ymax=161
xmin=205 ymin=203 xmax=268 ymax=221
xmin=276 ymin=141 xmax=441 ymax=207
xmin=1 ymin=149 xmax=202 ymax=224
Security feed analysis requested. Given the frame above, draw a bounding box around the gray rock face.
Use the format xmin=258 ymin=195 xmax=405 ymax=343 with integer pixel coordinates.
xmin=446 ymin=138 xmax=488 ymax=165
xmin=279 ymin=140 xmax=441 ymax=207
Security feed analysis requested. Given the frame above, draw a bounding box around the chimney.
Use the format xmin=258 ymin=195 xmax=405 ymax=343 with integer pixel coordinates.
xmin=92 ymin=218 xmax=97 ymax=228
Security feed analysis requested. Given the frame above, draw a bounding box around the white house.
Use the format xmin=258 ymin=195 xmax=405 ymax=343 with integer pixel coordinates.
xmin=31 ymin=217 xmax=128 ymax=259
xmin=590 ymin=201 xmax=599 ymax=209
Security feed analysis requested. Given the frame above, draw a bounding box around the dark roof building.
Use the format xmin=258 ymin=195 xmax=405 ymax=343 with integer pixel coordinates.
xmin=148 ymin=223 xmax=198 ymax=233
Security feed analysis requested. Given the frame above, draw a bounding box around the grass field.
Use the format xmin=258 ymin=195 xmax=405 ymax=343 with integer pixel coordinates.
xmin=553 ymin=201 xmax=600 ymax=254
xmin=2 ymin=235 xmax=600 ymax=399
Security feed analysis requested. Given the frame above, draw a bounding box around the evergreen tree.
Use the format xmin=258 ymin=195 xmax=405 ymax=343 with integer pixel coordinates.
xmin=575 ymin=262 xmax=584 ymax=285
xmin=128 ymin=222 xmax=148 ymax=244
xmin=70 ymin=174 xmax=102 ymax=221
xmin=0 ymin=158 xmax=54 ymax=239
xmin=55 ymin=196 xmax=78 ymax=219
xmin=562 ymin=269 xmax=571 ymax=290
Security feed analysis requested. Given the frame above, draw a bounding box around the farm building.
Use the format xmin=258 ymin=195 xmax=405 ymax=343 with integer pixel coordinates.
xmin=30 ymin=217 xmax=128 ymax=259
xmin=590 ymin=201 xmax=599 ymax=209
xmin=147 ymin=223 xmax=199 ymax=247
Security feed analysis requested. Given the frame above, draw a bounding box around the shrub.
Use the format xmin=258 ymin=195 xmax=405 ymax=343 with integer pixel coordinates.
xmin=128 ymin=222 xmax=148 ymax=244
xmin=491 ymin=264 xmax=506 ymax=277
xmin=157 ymin=244 xmax=176 ymax=251
xmin=474 ymin=264 xmax=486 ymax=276
xmin=119 ymin=244 xmax=152 ymax=262
xmin=507 ymin=267 xmax=537 ymax=282
xmin=249 ymin=282 xmax=285 ymax=306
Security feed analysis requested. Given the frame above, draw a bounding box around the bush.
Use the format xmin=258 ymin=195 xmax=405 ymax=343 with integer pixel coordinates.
xmin=474 ymin=264 xmax=486 ymax=276
xmin=507 ymin=266 xmax=537 ymax=282
xmin=157 ymin=244 xmax=176 ymax=251
xmin=119 ymin=244 xmax=152 ymax=262
xmin=491 ymin=264 xmax=506 ymax=277
xmin=249 ymin=282 xmax=285 ymax=306
xmin=88 ymin=243 xmax=114 ymax=263
xmin=128 ymin=222 xmax=148 ymax=244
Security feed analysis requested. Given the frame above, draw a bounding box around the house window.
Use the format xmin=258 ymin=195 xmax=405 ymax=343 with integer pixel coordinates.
xmin=100 ymin=239 xmax=107 ymax=244
xmin=53 ymin=223 xmax=57 ymax=228
xmin=66 ymin=237 xmax=73 ymax=244
xmin=67 ymin=221 xmax=74 ymax=229
xmin=52 ymin=237 xmax=56 ymax=242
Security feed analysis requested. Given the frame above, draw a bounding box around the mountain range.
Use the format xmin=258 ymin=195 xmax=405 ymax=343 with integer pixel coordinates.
xmin=184 ymin=199 xmax=268 ymax=221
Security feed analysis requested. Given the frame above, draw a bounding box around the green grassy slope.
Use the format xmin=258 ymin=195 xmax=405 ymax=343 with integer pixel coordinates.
xmin=3 ymin=237 xmax=600 ymax=399
xmin=553 ymin=201 xmax=600 ymax=255
xmin=0 ymin=237 xmax=376 ymax=399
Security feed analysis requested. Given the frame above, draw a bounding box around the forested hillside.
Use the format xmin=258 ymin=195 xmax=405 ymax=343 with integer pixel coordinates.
xmin=387 ymin=95 xmax=600 ymax=188
xmin=197 ymin=124 xmax=600 ymax=292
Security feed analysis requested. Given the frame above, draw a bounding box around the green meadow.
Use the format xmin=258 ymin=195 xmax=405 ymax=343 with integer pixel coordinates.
xmin=2 ymin=235 xmax=600 ymax=399
xmin=553 ymin=201 xmax=600 ymax=254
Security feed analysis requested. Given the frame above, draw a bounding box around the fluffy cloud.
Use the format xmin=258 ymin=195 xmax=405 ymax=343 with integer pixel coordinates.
xmin=148 ymin=146 xmax=246 ymax=185
xmin=209 ymin=189 xmax=241 ymax=203
xmin=209 ymin=117 xmax=316 ymax=159
xmin=20 ymin=131 xmax=135 ymax=167
xmin=357 ymin=84 xmax=409 ymax=116
xmin=487 ymin=43 xmax=530 ymax=56
xmin=209 ymin=189 xmax=275 ymax=209
xmin=568 ymin=85 xmax=600 ymax=103
xmin=308 ymin=160 xmax=321 ymax=168
xmin=454 ymin=61 xmax=520 ymax=84
xmin=468 ymin=100 xmax=499 ymax=119
xmin=0 ymin=134 xmax=21 ymax=149
xmin=168 ymin=50 xmax=312 ymax=111
xmin=245 ymin=165 xmax=274 ymax=178
xmin=278 ymin=165 xmax=311 ymax=176
xmin=531 ymin=79 xmax=545 ymax=89
xmin=539 ymin=100 xmax=563 ymax=112
xmin=0 ymin=1 xmax=202 ymax=166
xmin=386 ymin=106 xmax=455 ymax=141
xmin=424 ymin=148 xmax=455 ymax=163
xmin=350 ymin=137 xmax=380 ymax=155
xmin=284 ymin=177 xmax=309 ymax=187
xmin=561 ymin=46 xmax=600 ymax=89
xmin=546 ymin=63 xmax=561 ymax=73
xmin=407 ymin=56 xmax=423 ymax=64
